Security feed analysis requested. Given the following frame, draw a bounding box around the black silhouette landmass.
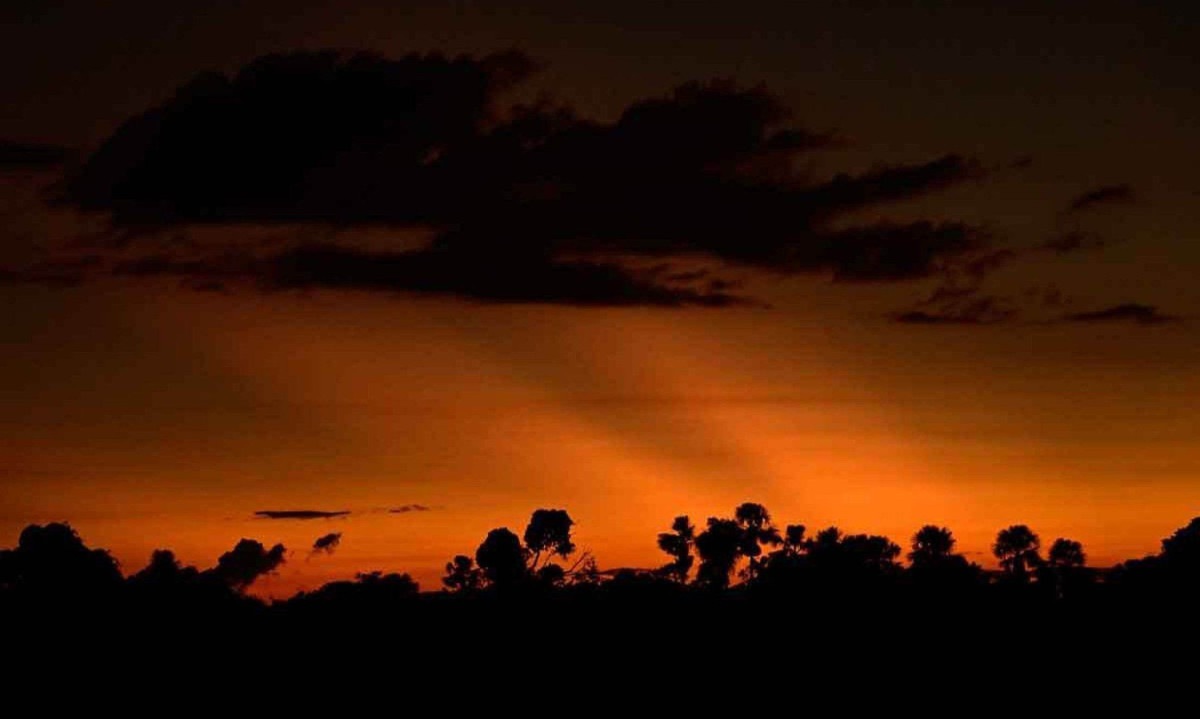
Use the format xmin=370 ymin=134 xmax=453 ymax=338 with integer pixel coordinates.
xmin=4 ymin=503 xmax=1199 ymax=690
xmin=5 ymin=504 xmax=1199 ymax=618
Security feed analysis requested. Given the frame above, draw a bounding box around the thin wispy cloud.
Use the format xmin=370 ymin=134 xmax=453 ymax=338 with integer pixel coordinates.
xmin=255 ymin=510 xmax=350 ymax=520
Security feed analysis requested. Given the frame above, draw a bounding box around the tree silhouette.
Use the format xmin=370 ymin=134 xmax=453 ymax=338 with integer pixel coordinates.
xmin=744 ymin=523 xmax=810 ymax=595
xmin=782 ymin=524 xmax=806 ymax=555
xmin=909 ymin=525 xmax=956 ymax=567
xmin=806 ymin=526 xmax=843 ymax=557
xmin=570 ymin=556 xmax=602 ymax=587
xmin=657 ymin=515 xmax=695 ymax=583
xmin=475 ymin=528 xmax=528 ymax=588
xmin=1048 ymin=539 xmax=1085 ymax=568
xmin=1111 ymin=516 xmax=1200 ymax=596
xmin=353 ymin=570 xmax=419 ymax=593
xmin=904 ymin=525 xmax=980 ymax=597
xmin=1043 ymin=537 xmax=1089 ymax=600
xmin=536 ymin=563 xmax=567 ymax=586
xmin=840 ymin=534 xmax=902 ymax=572
xmin=1162 ymin=517 xmax=1200 ymax=568
xmin=1108 ymin=517 xmax=1200 ymax=598
xmin=129 ymin=549 xmax=201 ymax=588
xmin=443 ymin=554 xmax=484 ymax=592
xmin=13 ymin=507 xmax=1200 ymax=624
xmin=1 ymin=523 xmax=122 ymax=595
xmin=993 ymin=525 xmax=1042 ymax=581
xmin=734 ymin=502 xmax=782 ymax=579
xmin=524 ymin=508 xmax=576 ymax=571
xmin=207 ymin=538 xmax=286 ymax=591
xmin=695 ymin=518 xmax=743 ymax=589
xmin=789 ymin=526 xmax=903 ymax=594
xmin=286 ymin=570 xmax=419 ymax=612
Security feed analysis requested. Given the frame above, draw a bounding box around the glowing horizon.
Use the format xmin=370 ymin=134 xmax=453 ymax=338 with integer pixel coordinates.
xmin=4 ymin=284 xmax=1195 ymax=598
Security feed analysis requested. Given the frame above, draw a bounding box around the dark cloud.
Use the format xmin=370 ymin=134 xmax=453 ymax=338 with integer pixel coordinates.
xmin=267 ymin=245 xmax=746 ymax=307
xmin=919 ymin=284 xmax=980 ymax=307
xmin=113 ymin=254 xmax=244 ymax=278
xmin=311 ymin=533 xmax=343 ymax=556
xmin=1068 ymin=184 xmax=1134 ymax=212
xmin=894 ymin=245 xmax=1021 ymax=327
xmin=960 ymin=249 xmax=1017 ymax=280
xmin=893 ymin=310 xmax=979 ymax=325
xmin=255 ymin=510 xmax=350 ymax=520
xmin=819 ymin=221 xmax=980 ymax=282
xmin=105 ymin=246 xmax=745 ymax=306
xmin=1024 ymin=284 xmax=1066 ymax=308
xmin=1041 ymin=231 xmax=1106 ymax=254
xmin=40 ymin=50 xmax=985 ymax=306
xmin=1065 ymin=304 xmax=1178 ymax=325
xmin=206 ymin=539 xmax=286 ymax=590
xmin=893 ymin=298 xmax=1015 ymax=325
xmin=389 ymin=504 xmax=432 ymax=514
xmin=0 ymin=139 xmax=73 ymax=170
xmin=895 ymin=289 xmax=1016 ymax=325
xmin=65 ymin=49 xmax=539 ymax=224
xmin=0 ymin=256 xmax=104 ymax=287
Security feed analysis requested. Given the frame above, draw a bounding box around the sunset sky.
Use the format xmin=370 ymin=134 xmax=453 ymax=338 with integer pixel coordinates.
xmin=2 ymin=1 xmax=1197 ymax=596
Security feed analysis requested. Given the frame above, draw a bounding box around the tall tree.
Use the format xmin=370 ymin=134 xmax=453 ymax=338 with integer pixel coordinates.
xmin=909 ymin=525 xmax=956 ymax=567
xmin=1047 ymin=539 xmax=1085 ymax=568
xmin=734 ymin=503 xmax=782 ymax=580
xmin=523 ymin=509 xmax=576 ymax=571
xmin=695 ymin=518 xmax=743 ymax=589
xmin=782 ymin=524 xmax=807 ymax=555
xmin=1044 ymin=537 xmax=1088 ymax=600
xmin=993 ymin=525 xmax=1042 ymax=581
xmin=475 ymin=528 xmax=528 ymax=588
xmin=657 ymin=515 xmax=695 ymax=583
xmin=734 ymin=503 xmax=783 ymax=558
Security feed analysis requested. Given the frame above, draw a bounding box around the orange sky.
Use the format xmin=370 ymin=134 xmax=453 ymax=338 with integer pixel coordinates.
xmin=2 ymin=1 xmax=1199 ymax=597
xmin=3 ymin=278 xmax=1196 ymax=597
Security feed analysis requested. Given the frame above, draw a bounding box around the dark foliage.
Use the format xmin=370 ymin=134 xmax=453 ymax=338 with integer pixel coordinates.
xmin=0 ymin=523 xmax=122 ymax=598
xmin=5 ymin=510 xmax=1200 ymax=649
xmin=656 ymin=515 xmax=695 ymax=582
xmin=442 ymin=554 xmax=484 ymax=593
xmin=475 ymin=527 xmax=528 ymax=588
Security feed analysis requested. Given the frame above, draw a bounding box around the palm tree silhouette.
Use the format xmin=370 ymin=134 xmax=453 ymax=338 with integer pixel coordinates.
xmin=993 ymin=525 xmax=1042 ymax=581
xmin=657 ymin=515 xmax=695 ymax=583
xmin=734 ymin=502 xmax=783 ymax=579
xmin=695 ymin=518 xmax=743 ymax=588
xmin=909 ymin=525 xmax=955 ymax=567
xmin=1047 ymin=539 xmax=1085 ymax=568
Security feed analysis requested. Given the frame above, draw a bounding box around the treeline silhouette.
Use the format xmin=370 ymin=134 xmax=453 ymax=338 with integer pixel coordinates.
xmin=8 ymin=502 xmax=1200 ymax=689
xmin=5 ymin=502 xmax=1200 ymax=616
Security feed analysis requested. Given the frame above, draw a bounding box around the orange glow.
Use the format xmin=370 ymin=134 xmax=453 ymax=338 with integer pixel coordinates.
xmin=2 ymin=283 xmax=1198 ymax=597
